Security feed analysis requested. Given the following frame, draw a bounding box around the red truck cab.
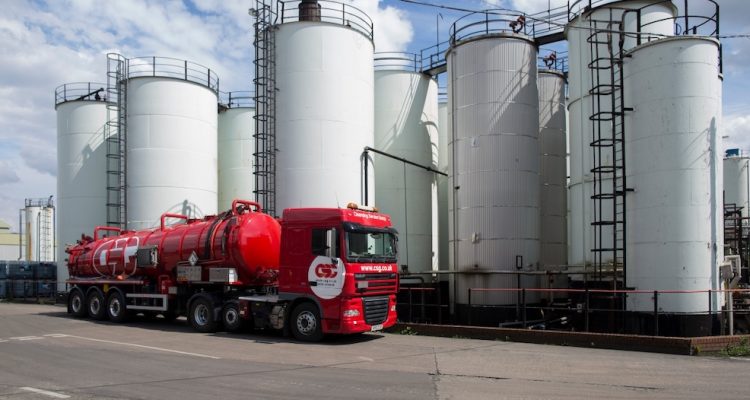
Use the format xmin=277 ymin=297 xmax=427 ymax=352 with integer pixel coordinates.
xmin=271 ymin=204 xmax=399 ymax=340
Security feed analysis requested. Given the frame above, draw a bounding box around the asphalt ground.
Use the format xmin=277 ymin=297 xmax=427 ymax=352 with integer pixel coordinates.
xmin=0 ymin=302 xmax=747 ymax=399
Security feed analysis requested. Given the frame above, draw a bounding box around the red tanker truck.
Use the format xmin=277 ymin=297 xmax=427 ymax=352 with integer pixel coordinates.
xmin=65 ymin=200 xmax=399 ymax=341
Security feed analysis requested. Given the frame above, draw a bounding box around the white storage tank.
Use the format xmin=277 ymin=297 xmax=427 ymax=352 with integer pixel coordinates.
xmin=538 ymin=70 xmax=567 ymax=270
xmin=447 ymin=18 xmax=540 ymax=310
xmin=438 ymin=99 xmax=449 ymax=272
xmin=623 ymin=37 xmax=723 ymax=314
xmin=23 ymin=198 xmax=55 ymax=262
xmin=125 ymin=57 xmax=219 ymax=230
xmin=724 ymin=155 xmax=750 ymax=217
xmin=273 ymin=3 xmax=375 ymax=212
xmin=56 ymin=82 xmax=109 ymax=288
xmin=373 ymin=53 xmax=439 ymax=274
xmin=218 ymin=92 xmax=255 ymax=211
xmin=566 ymin=0 xmax=676 ymax=269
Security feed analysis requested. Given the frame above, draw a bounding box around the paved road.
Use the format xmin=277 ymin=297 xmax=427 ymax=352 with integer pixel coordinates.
xmin=0 ymin=303 xmax=746 ymax=399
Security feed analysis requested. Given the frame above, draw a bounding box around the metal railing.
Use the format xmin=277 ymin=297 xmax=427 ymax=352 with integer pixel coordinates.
xmin=374 ymin=52 xmax=422 ymax=72
xmin=398 ymin=283 xmax=750 ymax=336
xmin=125 ymin=56 xmax=219 ymax=93
xmin=219 ymin=91 xmax=255 ymax=108
xmin=277 ymin=0 xmax=373 ymax=40
xmin=538 ymin=50 xmax=569 ymax=73
xmin=450 ymin=10 xmax=536 ymax=44
xmin=54 ymin=82 xmax=108 ymax=105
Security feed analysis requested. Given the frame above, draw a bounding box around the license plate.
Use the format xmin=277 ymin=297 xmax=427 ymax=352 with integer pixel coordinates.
xmin=370 ymin=324 xmax=383 ymax=332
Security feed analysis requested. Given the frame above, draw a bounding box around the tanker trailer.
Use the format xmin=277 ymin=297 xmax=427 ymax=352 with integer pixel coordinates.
xmin=65 ymin=200 xmax=400 ymax=341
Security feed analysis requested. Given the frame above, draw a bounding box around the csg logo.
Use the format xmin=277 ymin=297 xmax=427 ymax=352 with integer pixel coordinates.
xmin=315 ymin=263 xmax=338 ymax=279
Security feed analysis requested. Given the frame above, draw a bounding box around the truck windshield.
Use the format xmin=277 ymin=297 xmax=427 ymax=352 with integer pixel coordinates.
xmin=345 ymin=231 xmax=397 ymax=263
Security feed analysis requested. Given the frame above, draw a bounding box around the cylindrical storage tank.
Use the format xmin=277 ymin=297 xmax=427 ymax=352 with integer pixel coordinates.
xmin=274 ymin=4 xmax=374 ymax=212
xmin=125 ymin=57 xmax=219 ymax=230
xmin=623 ymin=37 xmax=723 ymax=317
xmin=447 ymin=20 xmax=540 ymax=312
xmin=566 ymin=1 xmax=676 ymax=269
xmin=24 ymin=199 xmax=55 ymax=262
xmin=56 ymin=82 xmax=110 ymax=290
xmin=724 ymin=155 xmax=750 ymax=218
xmin=373 ymin=53 xmax=439 ymax=274
xmin=437 ymin=99 xmax=449 ymax=273
xmin=218 ymin=91 xmax=255 ymax=211
xmin=538 ymin=70 xmax=567 ymax=269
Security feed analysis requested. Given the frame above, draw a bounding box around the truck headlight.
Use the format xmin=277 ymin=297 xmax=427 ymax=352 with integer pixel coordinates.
xmin=390 ymin=305 xmax=396 ymax=312
xmin=343 ymin=309 xmax=360 ymax=318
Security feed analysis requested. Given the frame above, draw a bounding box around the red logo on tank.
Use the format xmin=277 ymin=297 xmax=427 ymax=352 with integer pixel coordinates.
xmin=315 ymin=264 xmax=338 ymax=279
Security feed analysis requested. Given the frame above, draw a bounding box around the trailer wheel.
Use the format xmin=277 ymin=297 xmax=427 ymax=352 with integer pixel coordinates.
xmin=68 ymin=288 xmax=86 ymax=318
xmin=222 ymin=301 xmax=244 ymax=333
xmin=189 ymin=296 xmax=218 ymax=333
xmin=106 ymin=291 xmax=128 ymax=323
xmin=87 ymin=289 xmax=107 ymax=320
xmin=290 ymin=302 xmax=323 ymax=342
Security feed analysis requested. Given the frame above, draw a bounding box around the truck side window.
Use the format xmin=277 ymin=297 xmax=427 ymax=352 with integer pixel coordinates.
xmin=311 ymin=228 xmax=339 ymax=257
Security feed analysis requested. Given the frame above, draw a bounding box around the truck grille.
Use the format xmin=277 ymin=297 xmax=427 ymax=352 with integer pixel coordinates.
xmin=362 ymin=296 xmax=389 ymax=325
xmin=355 ymin=273 xmax=398 ymax=295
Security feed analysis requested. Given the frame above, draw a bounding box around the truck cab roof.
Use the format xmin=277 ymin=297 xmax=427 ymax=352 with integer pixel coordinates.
xmin=281 ymin=207 xmax=393 ymax=229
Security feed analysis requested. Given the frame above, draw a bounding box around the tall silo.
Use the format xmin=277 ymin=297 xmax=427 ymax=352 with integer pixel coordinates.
xmin=23 ymin=198 xmax=55 ymax=262
xmin=123 ymin=56 xmax=219 ymax=229
xmin=55 ymin=82 xmax=109 ymax=289
xmin=447 ymin=12 xmax=540 ymax=318
xmin=269 ymin=1 xmax=375 ymax=212
xmin=538 ymin=70 xmax=567 ymax=269
xmin=566 ymin=1 xmax=676 ymax=272
xmin=218 ymin=91 xmax=255 ymax=211
xmin=724 ymin=154 xmax=750 ymax=218
xmin=373 ymin=53 xmax=439 ymax=274
xmin=623 ymin=37 xmax=723 ymax=329
xmin=438 ymin=97 xmax=449 ymax=273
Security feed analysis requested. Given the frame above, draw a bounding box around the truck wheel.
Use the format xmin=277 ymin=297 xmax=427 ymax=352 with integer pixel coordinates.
xmin=68 ymin=289 xmax=86 ymax=318
xmin=222 ymin=301 xmax=244 ymax=333
xmin=87 ymin=289 xmax=107 ymax=320
xmin=291 ymin=302 xmax=323 ymax=342
xmin=106 ymin=291 xmax=128 ymax=323
xmin=189 ymin=297 xmax=218 ymax=333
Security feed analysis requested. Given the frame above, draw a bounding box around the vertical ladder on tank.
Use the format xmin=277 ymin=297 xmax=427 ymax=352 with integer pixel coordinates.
xmin=39 ymin=207 xmax=52 ymax=261
xmin=105 ymin=53 xmax=127 ymax=229
xmin=253 ymin=0 xmax=278 ymax=217
xmin=587 ymin=15 xmax=628 ymax=287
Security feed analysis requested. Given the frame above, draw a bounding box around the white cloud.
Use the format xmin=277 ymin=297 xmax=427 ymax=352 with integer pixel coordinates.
xmin=723 ymin=113 xmax=750 ymax=154
xmin=348 ymin=0 xmax=414 ymax=52
xmin=0 ymin=161 xmax=20 ymax=185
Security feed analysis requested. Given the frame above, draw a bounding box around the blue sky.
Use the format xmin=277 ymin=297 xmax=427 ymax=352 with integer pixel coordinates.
xmin=0 ymin=0 xmax=748 ymax=231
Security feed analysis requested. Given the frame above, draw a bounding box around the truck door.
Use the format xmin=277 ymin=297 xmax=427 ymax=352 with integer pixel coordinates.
xmin=308 ymin=227 xmax=344 ymax=319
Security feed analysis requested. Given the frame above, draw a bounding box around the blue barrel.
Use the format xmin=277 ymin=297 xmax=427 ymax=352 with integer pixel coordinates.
xmin=36 ymin=263 xmax=56 ymax=280
xmin=0 ymin=280 xmax=6 ymax=298
xmin=37 ymin=281 xmax=53 ymax=297
xmin=7 ymin=262 xmax=34 ymax=279
xmin=0 ymin=264 xmax=6 ymax=279
xmin=10 ymin=280 xmax=35 ymax=298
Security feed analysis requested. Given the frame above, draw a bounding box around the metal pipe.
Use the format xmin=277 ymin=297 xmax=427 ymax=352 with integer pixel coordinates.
xmin=363 ymin=147 xmax=447 ymax=176
xmin=18 ymin=209 xmax=23 ymax=261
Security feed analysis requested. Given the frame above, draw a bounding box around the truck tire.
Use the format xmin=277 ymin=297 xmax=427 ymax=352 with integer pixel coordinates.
xmin=87 ymin=289 xmax=107 ymax=320
xmin=189 ymin=296 xmax=218 ymax=333
xmin=290 ymin=302 xmax=323 ymax=342
xmin=106 ymin=290 xmax=128 ymax=323
xmin=68 ymin=288 xmax=86 ymax=318
xmin=222 ymin=301 xmax=244 ymax=333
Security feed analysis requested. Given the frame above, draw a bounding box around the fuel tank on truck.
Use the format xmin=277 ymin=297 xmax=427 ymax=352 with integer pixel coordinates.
xmin=66 ymin=200 xmax=281 ymax=286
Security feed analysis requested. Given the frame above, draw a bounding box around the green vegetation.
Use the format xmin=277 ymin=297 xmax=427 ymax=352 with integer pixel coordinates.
xmin=399 ymin=326 xmax=418 ymax=336
xmin=720 ymin=338 xmax=750 ymax=357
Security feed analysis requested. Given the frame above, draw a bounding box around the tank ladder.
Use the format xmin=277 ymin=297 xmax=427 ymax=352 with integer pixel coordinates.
xmin=253 ymin=1 xmax=278 ymax=217
xmin=105 ymin=53 xmax=128 ymax=229
xmin=586 ymin=14 xmax=630 ymax=288
xmin=39 ymin=207 xmax=52 ymax=262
